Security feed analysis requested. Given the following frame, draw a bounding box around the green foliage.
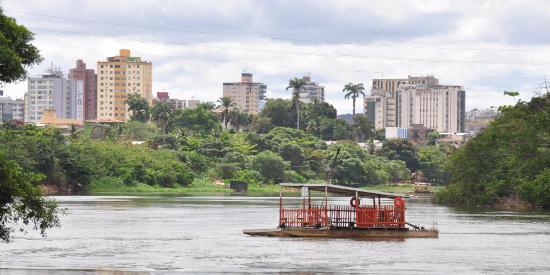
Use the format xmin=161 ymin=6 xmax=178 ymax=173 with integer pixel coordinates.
xmin=0 ymin=8 xmax=42 ymax=84
xmin=332 ymin=119 xmax=353 ymax=140
xmin=518 ymin=169 xmax=550 ymax=208
xmin=126 ymin=93 xmax=150 ymax=122
xmin=232 ymin=169 xmax=263 ymax=185
xmin=121 ymin=121 xmax=157 ymax=140
xmin=284 ymin=170 xmax=307 ymax=183
xmin=218 ymin=96 xmax=236 ymax=130
xmin=418 ymin=144 xmax=452 ymax=185
xmin=250 ymin=151 xmax=287 ymax=183
xmin=167 ymin=106 xmax=221 ymax=134
xmin=0 ymin=152 xmax=61 ymax=242
xmin=257 ymin=99 xmax=295 ymax=128
xmin=381 ymin=139 xmax=420 ymax=171
xmin=0 ymin=126 xmax=93 ymax=192
xmin=326 ymin=142 xmax=409 ymax=185
xmin=151 ymin=101 xmax=174 ymax=135
xmin=437 ymin=93 xmax=550 ymax=208
xmin=342 ymin=82 xmax=365 ymax=116
xmin=353 ymin=114 xmax=375 ymax=142
xmin=76 ymin=141 xmax=194 ymax=187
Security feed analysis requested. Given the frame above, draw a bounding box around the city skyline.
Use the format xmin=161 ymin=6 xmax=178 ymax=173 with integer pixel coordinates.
xmin=2 ymin=1 xmax=549 ymax=114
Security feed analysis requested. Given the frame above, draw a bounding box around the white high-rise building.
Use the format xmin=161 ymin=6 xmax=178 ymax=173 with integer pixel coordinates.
xmin=25 ymin=69 xmax=83 ymax=123
xmin=398 ymin=83 xmax=466 ymax=133
xmin=364 ymin=76 xmax=439 ymax=129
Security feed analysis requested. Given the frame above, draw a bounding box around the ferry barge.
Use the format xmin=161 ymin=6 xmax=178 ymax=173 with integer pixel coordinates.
xmin=244 ymin=183 xmax=438 ymax=239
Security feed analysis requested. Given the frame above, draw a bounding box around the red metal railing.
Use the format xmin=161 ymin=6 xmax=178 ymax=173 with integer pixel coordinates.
xmin=280 ymin=206 xmax=329 ymax=227
xmin=280 ymin=204 xmax=405 ymax=229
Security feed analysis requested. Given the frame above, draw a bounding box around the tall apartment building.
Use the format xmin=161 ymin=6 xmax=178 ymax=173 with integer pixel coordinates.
xmin=398 ymin=83 xmax=466 ymax=133
xmin=223 ymin=73 xmax=266 ymax=114
xmin=25 ymin=69 xmax=83 ymax=123
xmin=69 ymin=59 xmax=96 ymax=120
xmin=364 ymin=76 xmax=439 ymax=129
xmin=295 ymin=75 xmax=325 ymax=103
xmin=97 ymin=49 xmax=152 ymax=121
xmin=0 ymin=96 xmax=24 ymax=120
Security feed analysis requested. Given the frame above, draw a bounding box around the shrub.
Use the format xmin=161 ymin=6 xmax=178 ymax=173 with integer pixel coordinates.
xmin=250 ymin=151 xmax=287 ymax=183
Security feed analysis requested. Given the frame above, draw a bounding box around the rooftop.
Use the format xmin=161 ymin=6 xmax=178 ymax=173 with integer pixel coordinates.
xmin=280 ymin=183 xmax=408 ymax=199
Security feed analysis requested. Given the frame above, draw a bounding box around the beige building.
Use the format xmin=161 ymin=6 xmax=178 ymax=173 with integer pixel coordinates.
xmin=365 ymin=76 xmax=439 ymax=129
xmin=97 ymin=49 xmax=152 ymax=121
xmin=398 ymin=83 xmax=466 ymax=133
xmin=223 ymin=73 xmax=266 ymax=114
xmin=296 ymin=75 xmax=325 ymax=103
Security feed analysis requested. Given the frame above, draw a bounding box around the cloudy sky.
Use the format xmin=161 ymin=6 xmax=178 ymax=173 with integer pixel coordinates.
xmin=2 ymin=0 xmax=550 ymax=114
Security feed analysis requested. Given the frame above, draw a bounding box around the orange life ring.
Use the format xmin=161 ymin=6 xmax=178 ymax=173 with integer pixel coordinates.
xmin=394 ymin=197 xmax=404 ymax=208
xmin=350 ymin=197 xmax=360 ymax=207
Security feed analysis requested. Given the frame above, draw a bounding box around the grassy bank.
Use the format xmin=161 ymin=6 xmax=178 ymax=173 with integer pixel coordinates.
xmin=89 ymin=176 xmax=441 ymax=195
xmin=89 ymin=177 xmax=282 ymax=194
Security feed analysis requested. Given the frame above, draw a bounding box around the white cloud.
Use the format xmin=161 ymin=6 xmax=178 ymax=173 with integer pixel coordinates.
xmin=1 ymin=0 xmax=549 ymax=114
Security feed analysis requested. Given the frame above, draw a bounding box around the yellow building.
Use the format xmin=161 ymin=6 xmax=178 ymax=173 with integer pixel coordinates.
xmin=97 ymin=49 xmax=152 ymax=121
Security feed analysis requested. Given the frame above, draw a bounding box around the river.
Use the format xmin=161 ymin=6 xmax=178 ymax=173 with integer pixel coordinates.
xmin=0 ymin=194 xmax=549 ymax=274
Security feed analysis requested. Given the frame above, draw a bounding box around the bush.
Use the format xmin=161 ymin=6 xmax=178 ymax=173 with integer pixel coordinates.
xmin=250 ymin=151 xmax=287 ymax=183
xmin=233 ymin=169 xmax=263 ymax=185
xmin=284 ymin=170 xmax=307 ymax=183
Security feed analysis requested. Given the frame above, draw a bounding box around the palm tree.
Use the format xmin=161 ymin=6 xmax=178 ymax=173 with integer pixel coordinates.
xmin=197 ymin=101 xmax=216 ymax=110
xmin=286 ymin=77 xmax=307 ymax=130
xmin=343 ymin=83 xmax=366 ymax=141
xmin=151 ymin=101 xmax=174 ymax=135
xmin=343 ymin=82 xmax=365 ymax=116
xmin=218 ymin=96 xmax=236 ymax=130
xmin=126 ymin=93 xmax=150 ymax=122
xmin=229 ymin=108 xmax=250 ymax=132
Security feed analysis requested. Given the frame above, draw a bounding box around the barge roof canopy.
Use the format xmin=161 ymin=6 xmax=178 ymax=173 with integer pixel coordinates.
xmin=280 ymin=183 xmax=408 ymax=199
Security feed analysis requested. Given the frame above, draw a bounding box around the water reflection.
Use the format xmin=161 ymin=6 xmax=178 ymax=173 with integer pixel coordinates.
xmin=0 ymin=195 xmax=549 ymax=274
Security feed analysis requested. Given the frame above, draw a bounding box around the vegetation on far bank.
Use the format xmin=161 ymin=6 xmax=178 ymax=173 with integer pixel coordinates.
xmin=436 ymin=92 xmax=550 ymax=208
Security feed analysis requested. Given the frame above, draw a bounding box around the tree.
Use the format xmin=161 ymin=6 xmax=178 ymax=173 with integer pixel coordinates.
xmin=343 ymin=82 xmax=366 ymax=141
xmin=504 ymin=91 xmax=520 ymax=102
xmin=250 ymin=151 xmax=287 ymax=183
xmin=343 ymin=83 xmax=365 ymax=117
xmin=436 ymin=92 xmax=550 ymax=208
xmin=303 ymin=99 xmax=337 ymax=136
xmin=229 ymin=108 xmax=250 ymax=132
xmin=257 ymin=99 xmax=295 ymax=128
xmin=250 ymin=115 xmax=274 ymax=134
xmin=125 ymin=93 xmax=150 ymax=122
xmin=218 ymin=96 xmax=236 ymax=130
xmin=151 ymin=101 xmax=174 ymax=135
xmin=167 ymin=107 xmax=222 ymax=134
xmin=353 ymin=114 xmax=375 ymax=143
xmin=196 ymin=101 xmax=216 ymax=110
xmin=286 ymin=77 xmax=307 ymax=130
xmin=0 ymin=8 xmax=42 ymax=83
xmin=380 ymin=139 xmax=420 ymax=171
xmin=333 ymin=119 xmax=353 ymax=140
xmin=0 ymin=152 xmax=62 ymax=242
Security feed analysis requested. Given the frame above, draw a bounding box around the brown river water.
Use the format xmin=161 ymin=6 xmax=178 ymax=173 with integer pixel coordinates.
xmin=0 ymin=194 xmax=549 ymax=274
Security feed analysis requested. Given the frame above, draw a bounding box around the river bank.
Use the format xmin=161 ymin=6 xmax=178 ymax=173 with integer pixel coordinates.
xmin=85 ymin=177 xmax=427 ymax=195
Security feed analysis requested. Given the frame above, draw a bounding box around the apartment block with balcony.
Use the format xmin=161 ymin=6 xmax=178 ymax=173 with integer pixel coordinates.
xmin=25 ymin=69 xmax=81 ymax=123
xmin=97 ymin=49 xmax=152 ymax=121
xmin=223 ymin=73 xmax=266 ymax=115
xmin=296 ymin=75 xmax=325 ymax=103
